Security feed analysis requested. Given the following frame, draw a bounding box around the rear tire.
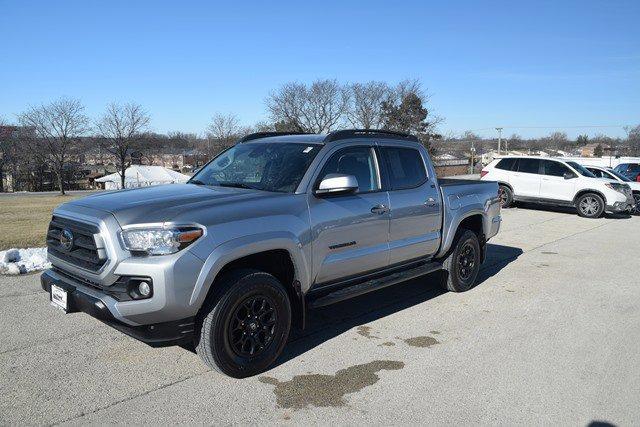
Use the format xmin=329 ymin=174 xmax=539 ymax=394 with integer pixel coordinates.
xmin=196 ymin=269 xmax=291 ymax=378
xmin=440 ymin=229 xmax=481 ymax=292
xmin=575 ymin=193 xmax=605 ymax=218
xmin=498 ymin=185 xmax=513 ymax=208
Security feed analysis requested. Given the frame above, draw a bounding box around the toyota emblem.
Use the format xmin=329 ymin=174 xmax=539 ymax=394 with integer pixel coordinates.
xmin=59 ymin=229 xmax=74 ymax=251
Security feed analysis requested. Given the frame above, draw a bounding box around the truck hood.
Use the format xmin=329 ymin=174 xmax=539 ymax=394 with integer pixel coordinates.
xmin=67 ymin=184 xmax=278 ymax=226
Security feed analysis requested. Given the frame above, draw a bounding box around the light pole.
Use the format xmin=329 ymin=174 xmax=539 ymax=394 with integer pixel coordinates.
xmin=495 ymin=127 xmax=503 ymax=155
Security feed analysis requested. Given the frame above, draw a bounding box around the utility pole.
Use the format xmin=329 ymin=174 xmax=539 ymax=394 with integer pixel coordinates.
xmin=469 ymin=141 xmax=476 ymax=175
xmin=495 ymin=127 xmax=503 ymax=155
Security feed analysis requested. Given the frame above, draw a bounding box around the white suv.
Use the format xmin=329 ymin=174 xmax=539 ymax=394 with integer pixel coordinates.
xmin=481 ymin=156 xmax=634 ymax=218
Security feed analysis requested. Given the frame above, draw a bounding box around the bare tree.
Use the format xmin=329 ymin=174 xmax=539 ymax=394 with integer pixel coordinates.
xmin=95 ymin=103 xmax=150 ymax=189
xmin=207 ymin=113 xmax=241 ymax=141
xmin=624 ymin=124 xmax=640 ymax=156
xmin=347 ymin=81 xmax=390 ymax=129
xmin=266 ymin=79 xmax=350 ymax=133
xmin=206 ymin=113 xmax=242 ymax=155
xmin=18 ymin=97 xmax=90 ymax=195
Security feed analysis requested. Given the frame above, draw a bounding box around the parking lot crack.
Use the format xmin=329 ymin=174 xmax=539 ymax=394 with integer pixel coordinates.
xmin=52 ymin=374 xmax=204 ymax=425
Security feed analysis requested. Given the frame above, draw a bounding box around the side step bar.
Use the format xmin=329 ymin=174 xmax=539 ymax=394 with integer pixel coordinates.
xmin=309 ymin=261 xmax=443 ymax=308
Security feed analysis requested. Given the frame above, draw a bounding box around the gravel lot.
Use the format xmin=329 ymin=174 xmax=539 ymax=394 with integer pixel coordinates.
xmin=1 ymin=206 xmax=639 ymax=425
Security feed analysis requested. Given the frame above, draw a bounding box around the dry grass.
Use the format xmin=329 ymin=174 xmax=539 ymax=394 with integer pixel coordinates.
xmin=0 ymin=195 xmax=81 ymax=250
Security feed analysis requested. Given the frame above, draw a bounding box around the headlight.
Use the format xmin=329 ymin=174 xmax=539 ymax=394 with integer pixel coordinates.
xmin=605 ymin=182 xmax=629 ymax=194
xmin=120 ymin=225 xmax=204 ymax=255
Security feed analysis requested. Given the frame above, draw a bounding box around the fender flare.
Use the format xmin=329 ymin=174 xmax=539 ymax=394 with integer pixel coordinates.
xmin=436 ymin=208 xmax=487 ymax=259
xmin=188 ymin=231 xmax=311 ymax=309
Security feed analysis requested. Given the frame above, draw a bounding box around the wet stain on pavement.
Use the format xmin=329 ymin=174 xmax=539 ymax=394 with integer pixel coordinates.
xmin=378 ymin=341 xmax=395 ymax=347
xmin=356 ymin=325 xmax=379 ymax=339
xmin=429 ymin=330 xmax=441 ymax=335
xmin=541 ymin=251 xmax=558 ymax=255
xmin=259 ymin=360 xmax=404 ymax=409
xmin=403 ymin=336 xmax=439 ymax=348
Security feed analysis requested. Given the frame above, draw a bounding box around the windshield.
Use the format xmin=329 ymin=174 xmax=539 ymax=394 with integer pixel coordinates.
xmin=607 ymin=169 xmax=632 ymax=182
xmin=566 ymin=161 xmax=597 ymax=178
xmin=189 ymin=143 xmax=321 ymax=193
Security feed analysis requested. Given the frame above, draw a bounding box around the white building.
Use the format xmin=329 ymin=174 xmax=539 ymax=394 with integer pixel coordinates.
xmin=95 ymin=165 xmax=190 ymax=190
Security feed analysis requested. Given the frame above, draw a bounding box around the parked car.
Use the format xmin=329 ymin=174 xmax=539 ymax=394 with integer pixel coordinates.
xmin=613 ymin=163 xmax=640 ymax=182
xmin=481 ymin=156 xmax=634 ymax=218
xmin=41 ymin=129 xmax=502 ymax=377
xmin=585 ymin=165 xmax=640 ymax=213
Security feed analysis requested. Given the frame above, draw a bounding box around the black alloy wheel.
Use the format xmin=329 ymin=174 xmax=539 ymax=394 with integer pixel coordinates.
xmin=228 ymin=295 xmax=277 ymax=357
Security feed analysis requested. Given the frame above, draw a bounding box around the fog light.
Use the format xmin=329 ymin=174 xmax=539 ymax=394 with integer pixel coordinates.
xmin=138 ymin=281 xmax=151 ymax=297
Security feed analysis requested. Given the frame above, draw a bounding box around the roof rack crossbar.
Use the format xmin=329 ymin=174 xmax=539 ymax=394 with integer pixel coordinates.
xmin=324 ymin=129 xmax=419 ymax=143
xmin=238 ymin=132 xmax=309 ymax=143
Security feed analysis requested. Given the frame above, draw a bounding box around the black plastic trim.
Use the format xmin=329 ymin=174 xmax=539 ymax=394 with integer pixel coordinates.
xmin=41 ymin=271 xmax=193 ymax=347
xmin=324 ymin=129 xmax=419 ymax=143
xmin=239 ymin=132 xmax=309 ymax=143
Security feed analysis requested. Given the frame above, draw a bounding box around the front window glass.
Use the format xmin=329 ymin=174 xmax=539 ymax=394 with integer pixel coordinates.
xmin=318 ymin=147 xmax=380 ymax=193
xmin=566 ymin=161 xmax=597 ymax=178
xmin=542 ymin=160 xmax=571 ymax=177
xmin=190 ymin=143 xmax=321 ymax=192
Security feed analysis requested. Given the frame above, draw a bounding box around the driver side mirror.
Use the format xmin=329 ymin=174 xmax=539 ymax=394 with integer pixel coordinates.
xmin=315 ymin=173 xmax=359 ymax=196
xmin=564 ymin=172 xmax=577 ymax=180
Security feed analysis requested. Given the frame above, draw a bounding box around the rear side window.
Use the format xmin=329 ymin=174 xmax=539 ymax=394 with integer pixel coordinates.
xmin=517 ymin=158 xmax=541 ymax=174
xmin=542 ymin=160 xmax=571 ymax=177
xmin=495 ymin=158 xmax=517 ymax=171
xmin=380 ymin=147 xmax=428 ymax=190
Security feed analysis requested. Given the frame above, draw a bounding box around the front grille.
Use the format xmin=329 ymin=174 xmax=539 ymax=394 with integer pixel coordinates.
xmin=47 ymin=216 xmax=107 ymax=272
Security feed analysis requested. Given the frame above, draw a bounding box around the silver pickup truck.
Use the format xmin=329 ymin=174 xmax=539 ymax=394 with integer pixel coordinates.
xmin=41 ymin=129 xmax=501 ymax=377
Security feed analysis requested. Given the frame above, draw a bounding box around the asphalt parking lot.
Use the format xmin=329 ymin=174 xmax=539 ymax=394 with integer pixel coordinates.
xmin=1 ymin=206 xmax=639 ymax=425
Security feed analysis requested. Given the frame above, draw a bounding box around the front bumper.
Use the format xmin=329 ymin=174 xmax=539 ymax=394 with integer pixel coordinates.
xmin=41 ymin=270 xmax=195 ymax=347
xmin=606 ymin=201 xmax=633 ymax=213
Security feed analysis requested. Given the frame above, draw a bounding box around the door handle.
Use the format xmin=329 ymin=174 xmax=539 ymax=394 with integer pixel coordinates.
xmin=370 ymin=204 xmax=388 ymax=214
xmin=424 ymin=197 xmax=438 ymax=207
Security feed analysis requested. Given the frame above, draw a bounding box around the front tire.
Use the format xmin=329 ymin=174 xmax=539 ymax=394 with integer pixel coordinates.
xmin=196 ymin=269 xmax=291 ymax=378
xmin=576 ymin=193 xmax=605 ymax=218
xmin=440 ymin=229 xmax=481 ymax=292
xmin=632 ymin=193 xmax=640 ymax=215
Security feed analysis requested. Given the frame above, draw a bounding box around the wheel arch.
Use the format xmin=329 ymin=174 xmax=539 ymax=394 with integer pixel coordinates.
xmin=191 ymin=233 xmax=310 ymax=330
xmin=497 ymin=181 xmax=513 ymax=192
xmin=437 ymin=211 xmax=487 ymax=260
xmin=573 ymin=189 xmax=607 ymax=205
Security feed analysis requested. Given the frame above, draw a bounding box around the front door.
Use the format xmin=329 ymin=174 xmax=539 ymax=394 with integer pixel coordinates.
xmin=379 ymin=145 xmax=442 ymax=264
xmin=540 ymin=160 xmax=576 ymax=202
xmin=308 ymin=145 xmax=390 ymax=284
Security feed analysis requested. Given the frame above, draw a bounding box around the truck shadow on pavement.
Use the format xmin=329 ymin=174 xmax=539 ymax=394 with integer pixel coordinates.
xmin=275 ymin=243 xmax=523 ymax=368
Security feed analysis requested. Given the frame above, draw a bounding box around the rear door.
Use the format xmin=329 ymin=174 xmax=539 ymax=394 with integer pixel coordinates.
xmin=540 ymin=160 xmax=576 ymax=202
xmin=511 ymin=158 xmax=542 ymax=198
xmin=379 ymin=145 xmax=442 ymax=264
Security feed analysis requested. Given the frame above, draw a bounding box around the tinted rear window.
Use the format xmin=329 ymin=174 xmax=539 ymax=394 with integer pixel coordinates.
xmin=495 ymin=158 xmax=517 ymax=171
xmin=380 ymin=147 xmax=427 ymax=190
xmin=517 ymin=158 xmax=541 ymax=174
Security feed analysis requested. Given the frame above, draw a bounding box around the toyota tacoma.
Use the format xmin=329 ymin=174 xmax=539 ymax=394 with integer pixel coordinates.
xmin=42 ymin=129 xmax=501 ymax=377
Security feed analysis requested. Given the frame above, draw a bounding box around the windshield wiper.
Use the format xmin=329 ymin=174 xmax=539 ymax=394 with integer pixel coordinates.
xmin=188 ymin=179 xmax=208 ymax=186
xmin=217 ymin=182 xmax=261 ymax=190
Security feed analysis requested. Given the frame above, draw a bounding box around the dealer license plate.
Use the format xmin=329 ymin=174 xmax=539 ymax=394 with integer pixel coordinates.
xmin=50 ymin=284 xmax=68 ymax=312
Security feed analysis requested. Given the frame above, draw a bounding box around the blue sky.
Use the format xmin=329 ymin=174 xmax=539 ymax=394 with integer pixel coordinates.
xmin=1 ymin=0 xmax=638 ymax=138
